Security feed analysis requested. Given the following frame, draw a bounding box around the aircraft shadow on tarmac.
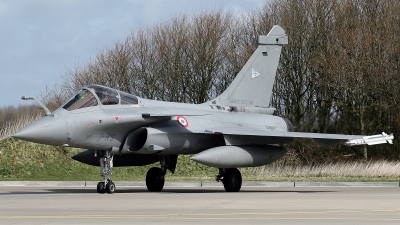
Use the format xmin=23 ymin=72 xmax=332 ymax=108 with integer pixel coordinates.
xmin=0 ymin=187 xmax=335 ymax=195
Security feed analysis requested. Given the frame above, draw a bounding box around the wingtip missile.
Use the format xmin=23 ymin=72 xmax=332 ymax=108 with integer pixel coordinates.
xmin=345 ymin=132 xmax=394 ymax=146
xmin=21 ymin=96 xmax=34 ymax=100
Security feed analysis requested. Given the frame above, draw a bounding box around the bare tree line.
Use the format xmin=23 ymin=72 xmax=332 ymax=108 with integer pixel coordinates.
xmin=269 ymin=0 xmax=400 ymax=162
xmin=6 ymin=0 xmax=399 ymax=163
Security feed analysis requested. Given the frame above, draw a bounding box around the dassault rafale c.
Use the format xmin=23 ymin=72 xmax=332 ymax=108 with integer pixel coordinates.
xmin=13 ymin=25 xmax=394 ymax=193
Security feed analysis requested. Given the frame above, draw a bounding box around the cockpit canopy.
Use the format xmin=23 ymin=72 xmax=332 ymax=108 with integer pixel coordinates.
xmin=62 ymin=85 xmax=138 ymax=111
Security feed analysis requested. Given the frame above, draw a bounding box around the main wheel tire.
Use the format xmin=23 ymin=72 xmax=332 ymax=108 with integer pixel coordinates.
xmin=97 ymin=182 xmax=106 ymax=194
xmin=223 ymin=168 xmax=242 ymax=192
xmin=106 ymin=181 xmax=115 ymax=194
xmin=146 ymin=167 xmax=165 ymax=192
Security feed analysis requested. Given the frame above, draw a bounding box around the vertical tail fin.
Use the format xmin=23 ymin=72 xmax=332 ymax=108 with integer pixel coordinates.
xmin=207 ymin=25 xmax=288 ymax=108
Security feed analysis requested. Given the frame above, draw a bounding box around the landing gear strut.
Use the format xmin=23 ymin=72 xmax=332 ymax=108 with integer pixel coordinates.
xmin=216 ymin=168 xmax=242 ymax=192
xmin=97 ymin=150 xmax=115 ymax=194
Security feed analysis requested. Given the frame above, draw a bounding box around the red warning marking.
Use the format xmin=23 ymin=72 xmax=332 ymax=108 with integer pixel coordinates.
xmin=177 ymin=116 xmax=189 ymax=127
xmin=114 ymin=116 xmax=119 ymax=123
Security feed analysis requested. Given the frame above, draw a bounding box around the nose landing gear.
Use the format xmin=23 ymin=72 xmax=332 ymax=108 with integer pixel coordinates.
xmin=97 ymin=150 xmax=115 ymax=194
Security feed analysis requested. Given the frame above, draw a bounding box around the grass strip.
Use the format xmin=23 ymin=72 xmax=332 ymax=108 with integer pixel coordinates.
xmin=1 ymin=138 xmax=399 ymax=182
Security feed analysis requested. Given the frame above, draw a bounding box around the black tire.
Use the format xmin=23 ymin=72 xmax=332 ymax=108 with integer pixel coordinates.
xmin=223 ymin=168 xmax=242 ymax=192
xmin=146 ymin=167 xmax=165 ymax=192
xmin=106 ymin=181 xmax=115 ymax=194
xmin=97 ymin=182 xmax=106 ymax=194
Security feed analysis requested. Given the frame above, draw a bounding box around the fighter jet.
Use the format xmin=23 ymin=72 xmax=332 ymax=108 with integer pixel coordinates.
xmin=13 ymin=25 xmax=394 ymax=194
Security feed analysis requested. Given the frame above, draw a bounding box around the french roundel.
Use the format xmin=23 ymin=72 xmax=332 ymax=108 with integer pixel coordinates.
xmin=177 ymin=116 xmax=189 ymax=127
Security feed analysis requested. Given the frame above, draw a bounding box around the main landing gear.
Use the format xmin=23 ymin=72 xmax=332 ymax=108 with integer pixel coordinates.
xmin=97 ymin=150 xmax=115 ymax=194
xmin=216 ymin=168 xmax=242 ymax=192
xmin=145 ymin=155 xmax=178 ymax=192
xmin=146 ymin=167 xmax=164 ymax=192
xmin=94 ymin=153 xmax=242 ymax=193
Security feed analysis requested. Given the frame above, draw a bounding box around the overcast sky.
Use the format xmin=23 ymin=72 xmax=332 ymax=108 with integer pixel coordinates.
xmin=0 ymin=0 xmax=265 ymax=108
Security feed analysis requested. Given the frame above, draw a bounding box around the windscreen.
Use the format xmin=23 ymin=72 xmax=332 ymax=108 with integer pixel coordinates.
xmin=62 ymin=89 xmax=98 ymax=111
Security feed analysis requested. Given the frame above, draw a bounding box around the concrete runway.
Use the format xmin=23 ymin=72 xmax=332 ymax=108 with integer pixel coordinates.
xmin=0 ymin=186 xmax=399 ymax=224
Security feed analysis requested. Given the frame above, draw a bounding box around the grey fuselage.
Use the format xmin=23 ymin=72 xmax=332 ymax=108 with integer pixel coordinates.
xmin=38 ymin=86 xmax=290 ymax=155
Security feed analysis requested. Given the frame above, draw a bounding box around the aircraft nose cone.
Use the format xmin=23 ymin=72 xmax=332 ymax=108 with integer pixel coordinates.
xmin=12 ymin=116 xmax=68 ymax=146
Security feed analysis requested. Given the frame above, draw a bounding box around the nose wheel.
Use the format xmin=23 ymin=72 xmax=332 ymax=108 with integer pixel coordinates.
xmin=97 ymin=179 xmax=115 ymax=194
